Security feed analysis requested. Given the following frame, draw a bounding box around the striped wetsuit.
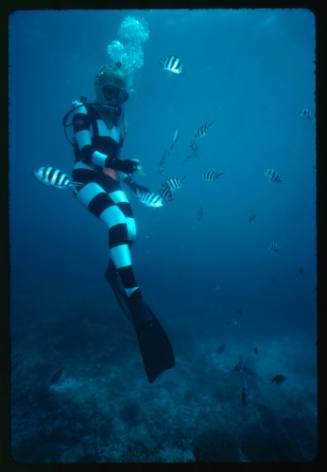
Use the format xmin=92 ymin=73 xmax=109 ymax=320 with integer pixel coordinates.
xmin=71 ymin=100 xmax=140 ymax=299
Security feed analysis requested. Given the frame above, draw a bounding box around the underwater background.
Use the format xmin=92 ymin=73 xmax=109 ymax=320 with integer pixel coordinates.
xmin=9 ymin=9 xmax=317 ymax=463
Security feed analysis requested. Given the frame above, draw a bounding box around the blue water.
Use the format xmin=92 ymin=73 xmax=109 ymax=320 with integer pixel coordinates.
xmin=9 ymin=9 xmax=317 ymax=463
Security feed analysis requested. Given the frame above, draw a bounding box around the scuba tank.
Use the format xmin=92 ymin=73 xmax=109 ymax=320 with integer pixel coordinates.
xmin=62 ymin=96 xmax=88 ymax=145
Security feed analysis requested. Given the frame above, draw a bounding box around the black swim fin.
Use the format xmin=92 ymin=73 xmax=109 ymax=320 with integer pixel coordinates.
xmin=105 ymin=263 xmax=175 ymax=383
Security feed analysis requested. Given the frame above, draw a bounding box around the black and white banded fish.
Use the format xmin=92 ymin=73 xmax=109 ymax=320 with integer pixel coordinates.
xmin=164 ymin=176 xmax=186 ymax=193
xmin=264 ymin=168 xmax=282 ymax=183
xmin=33 ymin=166 xmax=82 ymax=191
xmin=159 ymin=183 xmax=173 ymax=202
xmin=202 ymin=170 xmax=224 ymax=182
xmin=160 ymin=176 xmax=185 ymax=202
xmin=161 ymin=55 xmax=184 ymax=75
xmin=269 ymin=240 xmax=280 ymax=253
xmin=135 ymin=188 xmax=163 ymax=208
xmin=193 ymin=122 xmax=214 ymax=139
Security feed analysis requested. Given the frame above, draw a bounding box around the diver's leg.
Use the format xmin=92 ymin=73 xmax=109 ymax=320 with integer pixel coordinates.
xmin=104 ymin=187 xmax=158 ymax=325
xmin=108 ymin=189 xmax=136 ymax=247
xmin=76 ymin=182 xmax=175 ymax=383
xmin=76 ymin=182 xmax=140 ymax=299
xmin=106 ymin=221 xmax=140 ymax=299
xmin=97 ymin=186 xmax=158 ymax=328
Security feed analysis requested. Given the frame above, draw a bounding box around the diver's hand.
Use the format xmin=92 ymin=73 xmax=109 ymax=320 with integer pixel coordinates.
xmin=109 ymin=157 xmax=140 ymax=175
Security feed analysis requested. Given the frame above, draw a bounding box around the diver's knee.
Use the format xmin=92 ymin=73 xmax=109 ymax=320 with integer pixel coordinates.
xmin=127 ymin=217 xmax=136 ymax=241
xmin=100 ymin=205 xmax=127 ymax=228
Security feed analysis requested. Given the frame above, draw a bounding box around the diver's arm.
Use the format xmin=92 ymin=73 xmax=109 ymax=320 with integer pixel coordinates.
xmin=72 ymin=104 xmax=138 ymax=173
xmin=72 ymin=102 xmax=139 ymax=174
xmin=72 ymin=104 xmax=109 ymax=167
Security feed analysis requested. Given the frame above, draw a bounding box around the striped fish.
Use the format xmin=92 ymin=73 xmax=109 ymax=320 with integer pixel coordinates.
xmin=161 ymin=55 xmax=184 ymax=75
xmin=193 ymin=122 xmax=214 ymax=139
xmin=33 ymin=166 xmax=82 ymax=191
xmin=135 ymin=188 xmax=163 ymax=208
xmin=269 ymin=241 xmax=280 ymax=253
xmin=202 ymin=170 xmax=224 ymax=182
xmin=160 ymin=176 xmax=185 ymax=202
xmin=163 ymin=176 xmax=185 ymax=193
xmin=159 ymin=183 xmax=173 ymax=202
xmin=264 ymin=168 xmax=282 ymax=183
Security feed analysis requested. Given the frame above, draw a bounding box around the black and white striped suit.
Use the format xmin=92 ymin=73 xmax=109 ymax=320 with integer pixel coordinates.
xmin=71 ymin=100 xmax=140 ymax=298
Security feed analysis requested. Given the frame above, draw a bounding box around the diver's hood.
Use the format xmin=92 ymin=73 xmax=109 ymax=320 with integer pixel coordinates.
xmin=94 ymin=64 xmax=129 ymax=106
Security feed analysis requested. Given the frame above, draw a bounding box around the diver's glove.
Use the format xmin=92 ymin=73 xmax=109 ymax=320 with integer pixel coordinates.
xmin=106 ymin=157 xmax=140 ymax=175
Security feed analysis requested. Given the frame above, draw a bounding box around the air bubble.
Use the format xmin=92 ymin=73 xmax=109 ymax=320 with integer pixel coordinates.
xmin=107 ymin=16 xmax=150 ymax=88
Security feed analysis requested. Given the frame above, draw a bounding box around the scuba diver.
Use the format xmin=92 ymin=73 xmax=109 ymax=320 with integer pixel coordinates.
xmin=67 ymin=63 xmax=175 ymax=383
